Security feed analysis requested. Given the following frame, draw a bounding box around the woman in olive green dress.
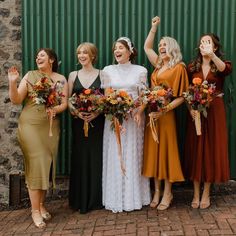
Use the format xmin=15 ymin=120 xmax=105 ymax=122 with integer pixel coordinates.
xmin=8 ymin=48 xmax=68 ymax=228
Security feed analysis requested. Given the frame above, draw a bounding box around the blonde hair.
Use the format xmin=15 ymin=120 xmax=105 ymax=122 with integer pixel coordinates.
xmin=156 ymin=37 xmax=182 ymax=69
xmin=76 ymin=42 xmax=98 ymax=64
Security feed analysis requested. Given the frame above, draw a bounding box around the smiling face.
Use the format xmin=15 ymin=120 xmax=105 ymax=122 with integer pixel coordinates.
xmin=36 ymin=50 xmax=53 ymax=71
xmin=113 ymin=42 xmax=131 ymax=64
xmin=77 ymin=46 xmax=93 ymax=66
xmin=158 ymin=39 xmax=170 ymax=61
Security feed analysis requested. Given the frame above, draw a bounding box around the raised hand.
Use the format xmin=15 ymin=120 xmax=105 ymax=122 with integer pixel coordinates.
xmin=8 ymin=66 xmax=19 ymax=82
xmin=152 ymin=16 xmax=160 ymax=27
xmin=199 ymin=40 xmax=215 ymax=58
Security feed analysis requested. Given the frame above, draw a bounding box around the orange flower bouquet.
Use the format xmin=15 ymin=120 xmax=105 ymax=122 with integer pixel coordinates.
xmin=98 ymin=88 xmax=135 ymax=175
xmin=183 ymin=77 xmax=218 ymax=135
xmin=28 ymin=77 xmax=65 ymax=137
xmin=69 ymin=88 xmax=102 ymax=137
xmin=138 ymin=84 xmax=173 ymax=142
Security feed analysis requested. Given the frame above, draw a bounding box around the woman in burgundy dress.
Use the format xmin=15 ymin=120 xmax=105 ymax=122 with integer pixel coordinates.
xmin=184 ymin=33 xmax=232 ymax=209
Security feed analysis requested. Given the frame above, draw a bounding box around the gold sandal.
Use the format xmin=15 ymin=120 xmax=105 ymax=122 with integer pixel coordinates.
xmin=157 ymin=194 xmax=173 ymax=211
xmin=200 ymin=197 xmax=210 ymax=209
xmin=191 ymin=198 xmax=200 ymax=209
xmin=31 ymin=209 xmax=46 ymax=228
xmin=40 ymin=203 xmax=52 ymax=221
xmin=150 ymin=190 xmax=160 ymax=208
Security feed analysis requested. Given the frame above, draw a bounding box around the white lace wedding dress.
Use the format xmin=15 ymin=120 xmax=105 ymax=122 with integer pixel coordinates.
xmin=102 ymin=62 xmax=151 ymax=213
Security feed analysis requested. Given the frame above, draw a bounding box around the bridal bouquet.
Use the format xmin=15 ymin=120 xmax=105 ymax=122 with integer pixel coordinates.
xmin=183 ymin=77 xmax=218 ymax=135
xmin=98 ymin=88 xmax=135 ymax=175
xmin=98 ymin=88 xmax=135 ymax=129
xmin=28 ymin=76 xmax=65 ymax=136
xmin=138 ymin=84 xmax=173 ymax=142
xmin=69 ymin=88 xmax=102 ymax=137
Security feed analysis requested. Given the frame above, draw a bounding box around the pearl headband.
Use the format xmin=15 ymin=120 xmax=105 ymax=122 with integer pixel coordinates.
xmin=117 ymin=37 xmax=134 ymax=53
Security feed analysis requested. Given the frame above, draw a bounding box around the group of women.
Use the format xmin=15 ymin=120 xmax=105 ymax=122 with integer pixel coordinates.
xmin=8 ymin=16 xmax=232 ymax=228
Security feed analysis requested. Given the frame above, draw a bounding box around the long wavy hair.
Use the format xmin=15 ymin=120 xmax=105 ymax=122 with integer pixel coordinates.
xmin=156 ymin=36 xmax=183 ymax=69
xmin=189 ymin=33 xmax=224 ymax=74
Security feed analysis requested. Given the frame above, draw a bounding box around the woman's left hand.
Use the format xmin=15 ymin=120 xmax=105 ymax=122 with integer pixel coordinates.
xmin=46 ymin=107 xmax=56 ymax=118
xmin=199 ymin=40 xmax=215 ymax=58
xmin=84 ymin=112 xmax=99 ymax=123
xmin=134 ymin=111 xmax=142 ymax=127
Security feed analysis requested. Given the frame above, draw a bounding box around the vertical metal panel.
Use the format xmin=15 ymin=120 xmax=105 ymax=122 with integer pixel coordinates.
xmin=22 ymin=0 xmax=236 ymax=178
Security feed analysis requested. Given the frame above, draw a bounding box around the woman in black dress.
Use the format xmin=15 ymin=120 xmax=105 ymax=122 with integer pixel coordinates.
xmin=68 ymin=42 xmax=104 ymax=213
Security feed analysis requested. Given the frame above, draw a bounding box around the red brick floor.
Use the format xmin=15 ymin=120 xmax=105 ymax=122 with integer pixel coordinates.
xmin=1 ymin=187 xmax=236 ymax=236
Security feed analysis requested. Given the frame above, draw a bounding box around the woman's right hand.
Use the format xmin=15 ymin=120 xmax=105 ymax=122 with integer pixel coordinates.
xmin=8 ymin=66 xmax=19 ymax=82
xmin=78 ymin=112 xmax=90 ymax=121
xmin=152 ymin=16 xmax=160 ymax=27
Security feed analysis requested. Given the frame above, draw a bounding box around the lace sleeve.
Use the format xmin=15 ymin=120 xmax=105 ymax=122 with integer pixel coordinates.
xmin=137 ymin=68 xmax=148 ymax=93
xmin=100 ymin=69 xmax=111 ymax=88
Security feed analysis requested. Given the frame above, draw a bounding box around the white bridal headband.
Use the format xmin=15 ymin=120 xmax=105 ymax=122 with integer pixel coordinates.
xmin=117 ymin=37 xmax=134 ymax=53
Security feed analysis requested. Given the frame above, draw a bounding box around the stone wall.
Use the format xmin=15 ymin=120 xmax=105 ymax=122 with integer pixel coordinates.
xmin=0 ymin=0 xmax=23 ymax=204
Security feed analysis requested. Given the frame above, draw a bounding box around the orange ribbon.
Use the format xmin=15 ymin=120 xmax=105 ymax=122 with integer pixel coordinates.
xmin=148 ymin=115 xmax=159 ymax=143
xmin=83 ymin=121 xmax=89 ymax=137
xmin=113 ymin=117 xmax=126 ymax=175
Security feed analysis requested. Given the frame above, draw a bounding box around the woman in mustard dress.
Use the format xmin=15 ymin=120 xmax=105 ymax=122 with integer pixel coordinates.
xmin=8 ymin=48 xmax=68 ymax=228
xmin=142 ymin=16 xmax=189 ymax=210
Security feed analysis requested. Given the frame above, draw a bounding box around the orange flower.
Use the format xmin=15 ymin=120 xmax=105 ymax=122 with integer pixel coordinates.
xmin=119 ymin=90 xmax=128 ymax=97
xmin=156 ymin=89 xmax=167 ymax=96
xmin=84 ymin=89 xmax=91 ymax=95
xmin=192 ymin=77 xmax=202 ymax=85
xmin=106 ymin=88 xmax=114 ymax=94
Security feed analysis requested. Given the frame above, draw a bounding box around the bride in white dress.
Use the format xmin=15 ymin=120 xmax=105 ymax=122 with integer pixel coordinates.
xmin=102 ymin=37 xmax=151 ymax=213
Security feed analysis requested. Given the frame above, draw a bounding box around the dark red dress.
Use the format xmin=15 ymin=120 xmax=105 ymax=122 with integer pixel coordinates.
xmin=184 ymin=61 xmax=232 ymax=183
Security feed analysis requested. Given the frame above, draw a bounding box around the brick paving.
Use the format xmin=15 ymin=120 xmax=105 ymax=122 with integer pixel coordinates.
xmin=1 ymin=184 xmax=236 ymax=236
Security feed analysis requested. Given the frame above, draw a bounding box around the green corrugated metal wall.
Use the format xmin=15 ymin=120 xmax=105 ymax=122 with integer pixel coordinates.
xmin=22 ymin=0 xmax=236 ymax=178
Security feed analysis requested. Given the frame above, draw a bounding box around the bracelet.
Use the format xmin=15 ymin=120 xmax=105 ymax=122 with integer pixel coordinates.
xmin=165 ymin=104 xmax=173 ymax=113
xmin=150 ymin=30 xmax=156 ymax=34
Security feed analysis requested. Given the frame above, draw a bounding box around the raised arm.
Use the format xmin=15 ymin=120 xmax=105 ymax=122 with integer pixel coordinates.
xmin=200 ymin=40 xmax=226 ymax=72
xmin=8 ymin=67 xmax=28 ymax=105
xmin=144 ymin=16 xmax=160 ymax=67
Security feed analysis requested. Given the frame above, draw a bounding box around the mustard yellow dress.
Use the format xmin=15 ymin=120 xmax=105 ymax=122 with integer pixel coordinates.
xmin=18 ymin=70 xmax=60 ymax=190
xmin=143 ymin=63 xmax=189 ymax=182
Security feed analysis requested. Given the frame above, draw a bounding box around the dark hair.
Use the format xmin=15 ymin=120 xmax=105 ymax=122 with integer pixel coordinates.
xmin=189 ymin=33 xmax=224 ymax=73
xmin=36 ymin=48 xmax=59 ymax=72
xmin=112 ymin=39 xmax=138 ymax=63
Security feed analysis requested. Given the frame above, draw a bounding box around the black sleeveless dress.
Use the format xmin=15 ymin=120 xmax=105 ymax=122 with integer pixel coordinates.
xmin=69 ymin=72 xmax=104 ymax=213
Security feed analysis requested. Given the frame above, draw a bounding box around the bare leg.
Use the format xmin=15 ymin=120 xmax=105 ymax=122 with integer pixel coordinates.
xmin=28 ymin=189 xmax=46 ymax=228
xmin=39 ymin=190 xmax=51 ymax=220
xmin=28 ymin=189 xmax=41 ymax=211
xmin=150 ymin=178 xmax=161 ymax=208
xmin=157 ymin=180 xmax=173 ymax=210
xmin=191 ymin=181 xmax=200 ymax=208
xmin=200 ymin=182 xmax=211 ymax=209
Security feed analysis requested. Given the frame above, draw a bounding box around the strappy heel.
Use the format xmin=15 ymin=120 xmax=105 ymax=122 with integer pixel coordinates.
xmin=191 ymin=198 xmax=200 ymax=209
xmin=150 ymin=189 xmax=160 ymax=208
xmin=157 ymin=193 xmax=173 ymax=211
xmin=40 ymin=203 xmax=52 ymax=221
xmin=200 ymin=197 xmax=210 ymax=209
xmin=31 ymin=209 xmax=46 ymax=228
